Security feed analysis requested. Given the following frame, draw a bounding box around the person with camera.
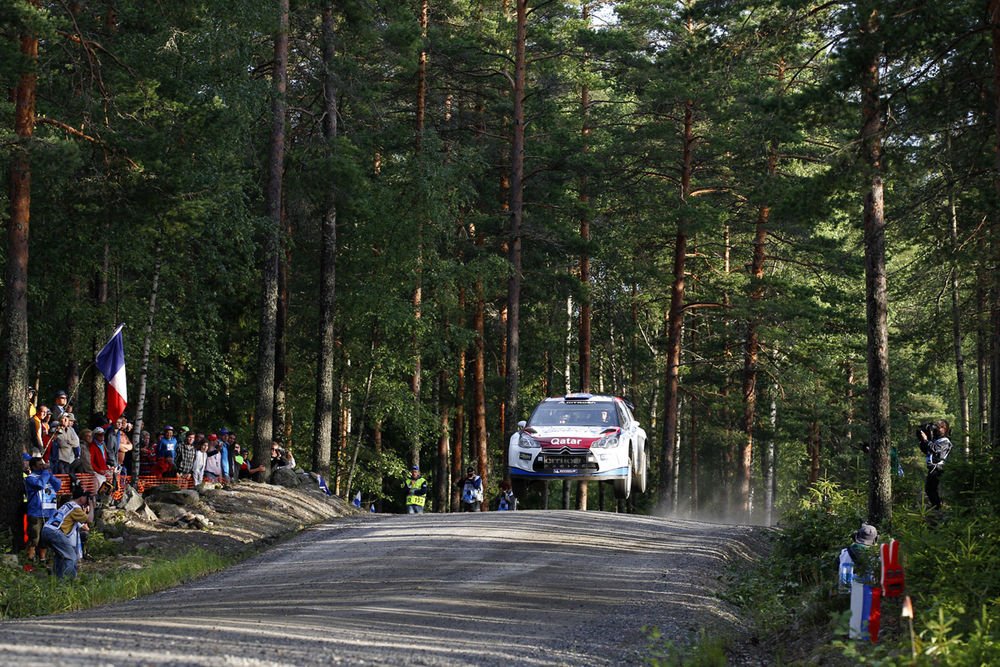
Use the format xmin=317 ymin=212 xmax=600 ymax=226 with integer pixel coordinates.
xmin=50 ymin=411 xmax=80 ymax=475
xmin=918 ymin=419 xmax=953 ymax=510
xmin=40 ymin=483 xmax=93 ymax=579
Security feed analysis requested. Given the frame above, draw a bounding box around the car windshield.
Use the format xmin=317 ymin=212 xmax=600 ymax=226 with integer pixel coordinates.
xmin=528 ymin=402 xmax=619 ymax=428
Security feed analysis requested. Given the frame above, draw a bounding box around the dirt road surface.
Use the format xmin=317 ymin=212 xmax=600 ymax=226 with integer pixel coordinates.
xmin=0 ymin=511 xmax=765 ymax=666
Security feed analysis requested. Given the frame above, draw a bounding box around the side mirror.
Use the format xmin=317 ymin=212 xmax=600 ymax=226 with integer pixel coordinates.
xmin=517 ymin=420 xmax=527 ymax=430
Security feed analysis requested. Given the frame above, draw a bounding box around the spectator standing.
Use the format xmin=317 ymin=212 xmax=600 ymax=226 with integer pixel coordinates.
xmin=51 ymin=390 xmax=69 ymax=422
xmin=89 ymin=427 xmax=110 ymax=490
xmin=157 ymin=426 xmax=178 ymax=464
xmin=457 ymin=466 xmax=484 ymax=512
xmin=40 ymin=484 xmax=92 ymax=579
xmin=72 ymin=429 xmax=95 ymax=476
xmin=50 ymin=412 xmax=80 ymax=475
xmin=918 ymin=419 xmax=953 ymax=510
xmin=404 ymin=466 xmax=428 ymax=514
xmin=192 ymin=439 xmax=209 ymax=486
xmin=176 ymin=431 xmax=197 ymax=479
xmin=204 ymin=435 xmax=223 ymax=482
xmin=24 ymin=457 xmax=61 ymax=562
xmin=32 ymin=405 xmax=51 ymax=456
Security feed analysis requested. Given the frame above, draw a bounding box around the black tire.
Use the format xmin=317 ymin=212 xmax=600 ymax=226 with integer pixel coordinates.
xmin=613 ymin=464 xmax=632 ymax=500
xmin=632 ymin=446 xmax=648 ymax=494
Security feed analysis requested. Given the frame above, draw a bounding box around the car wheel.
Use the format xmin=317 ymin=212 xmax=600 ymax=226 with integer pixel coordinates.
xmin=632 ymin=446 xmax=648 ymax=494
xmin=613 ymin=461 xmax=632 ymax=500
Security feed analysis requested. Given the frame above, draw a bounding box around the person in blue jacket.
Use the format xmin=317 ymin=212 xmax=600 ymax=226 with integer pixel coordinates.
xmin=24 ymin=457 xmax=61 ymax=562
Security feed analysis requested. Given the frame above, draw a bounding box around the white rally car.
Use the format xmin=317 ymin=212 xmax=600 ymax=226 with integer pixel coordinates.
xmin=507 ymin=393 xmax=648 ymax=500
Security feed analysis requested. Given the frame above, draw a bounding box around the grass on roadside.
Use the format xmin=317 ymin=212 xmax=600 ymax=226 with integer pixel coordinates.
xmin=0 ymin=546 xmax=232 ymax=619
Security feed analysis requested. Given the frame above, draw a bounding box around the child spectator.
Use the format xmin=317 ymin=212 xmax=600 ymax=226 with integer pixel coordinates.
xmin=24 ymin=457 xmax=61 ymax=562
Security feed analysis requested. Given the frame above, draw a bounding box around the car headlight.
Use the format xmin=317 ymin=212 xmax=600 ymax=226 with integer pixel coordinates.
xmin=592 ymin=432 xmax=620 ymax=448
xmin=518 ymin=433 xmax=541 ymax=449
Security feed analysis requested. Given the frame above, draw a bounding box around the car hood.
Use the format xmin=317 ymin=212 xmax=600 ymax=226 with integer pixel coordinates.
xmin=522 ymin=426 xmax=619 ymax=449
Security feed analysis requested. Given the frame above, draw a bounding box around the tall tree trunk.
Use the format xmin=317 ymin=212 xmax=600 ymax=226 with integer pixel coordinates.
xmin=989 ymin=0 xmax=1000 ymax=449
xmin=253 ymin=0 xmax=289 ymax=480
xmin=764 ymin=390 xmax=777 ymax=526
xmin=345 ymin=361 xmax=374 ymax=502
xmin=808 ymin=418 xmax=821 ymax=485
xmin=658 ymin=99 xmax=694 ymax=508
xmin=436 ymin=371 xmax=451 ymax=512
xmin=977 ymin=280 xmax=989 ymax=442
xmin=503 ymin=0 xmax=527 ymax=471
xmin=689 ymin=403 xmax=699 ymax=514
xmin=130 ymin=254 xmax=162 ymax=479
xmin=312 ymin=4 xmax=339 ymax=482
xmin=577 ymin=5 xmax=592 ymax=510
xmin=947 ymin=174 xmax=970 ymax=456
xmin=740 ymin=62 xmax=781 ymax=520
xmin=1 ymin=4 xmax=38 ymax=548
xmin=410 ymin=0 xmax=430 ymax=470
xmin=860 ymin=7 xmax=892 ymax=528
xmin=453 ymin=288 xmax=467 ymax=511
xmin=472 ymin=276 xmax=488 ymax=473
xmin=565 ymin=296 xmax=573 ymax=393
xmin=274 ymin=208 xmax=290 ymax=445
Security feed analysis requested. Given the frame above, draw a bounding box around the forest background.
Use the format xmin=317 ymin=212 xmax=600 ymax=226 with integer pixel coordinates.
xmin=2 ymin=0 xmax=1000 ymax=659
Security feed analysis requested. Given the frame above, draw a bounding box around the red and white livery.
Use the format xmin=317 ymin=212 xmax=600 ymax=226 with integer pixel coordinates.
xmin=507 ymin=393 xmax=648 ymax=500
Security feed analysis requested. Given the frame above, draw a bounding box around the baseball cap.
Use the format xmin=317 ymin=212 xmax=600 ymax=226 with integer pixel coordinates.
xmin=411 ymin=465 xmax=419 ymax=471
xmin=93 ymin=426 xmax=105 ymax=435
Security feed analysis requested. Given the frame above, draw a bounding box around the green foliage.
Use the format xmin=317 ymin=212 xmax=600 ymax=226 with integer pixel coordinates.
xmin=644 ymin=626 xmax=731 ymax=667
xmin=0 ymin=548 xmax=231 ymax=619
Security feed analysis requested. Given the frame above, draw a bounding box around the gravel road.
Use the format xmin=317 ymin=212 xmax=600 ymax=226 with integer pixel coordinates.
xmin=0 ymin=511 xmax=766 ymax=666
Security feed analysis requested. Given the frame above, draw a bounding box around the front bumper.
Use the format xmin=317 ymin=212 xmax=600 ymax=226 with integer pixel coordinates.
xmin=507 ymin=447 xmax=629 ymax=480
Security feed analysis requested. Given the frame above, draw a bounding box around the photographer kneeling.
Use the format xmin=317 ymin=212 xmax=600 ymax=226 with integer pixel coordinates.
xmin=918 ymin=420 xmax=953 ymax=510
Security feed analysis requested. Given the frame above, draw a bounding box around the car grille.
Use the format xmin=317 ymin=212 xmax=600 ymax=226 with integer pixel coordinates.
xmin=533 ymin=453 xmax=599 ymax=472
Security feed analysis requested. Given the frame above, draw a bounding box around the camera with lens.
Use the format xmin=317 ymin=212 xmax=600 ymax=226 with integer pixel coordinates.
xmin=917 ymin=422 xmax=937 ymax=441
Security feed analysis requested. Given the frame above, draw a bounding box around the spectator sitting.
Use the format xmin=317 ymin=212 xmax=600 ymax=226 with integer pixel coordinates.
xmin=24 ymin=457 xmax=61 ymax=562
xmin=40 ymin=484 xmax=92 ymax=579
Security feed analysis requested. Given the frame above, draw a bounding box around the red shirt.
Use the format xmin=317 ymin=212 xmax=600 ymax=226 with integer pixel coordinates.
xmin=89 ymin=441 xmax=109 ymax=474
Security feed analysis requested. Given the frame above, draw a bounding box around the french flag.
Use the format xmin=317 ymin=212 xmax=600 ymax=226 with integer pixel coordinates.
xmin=96 ymin=324 xmax=128 ymax=422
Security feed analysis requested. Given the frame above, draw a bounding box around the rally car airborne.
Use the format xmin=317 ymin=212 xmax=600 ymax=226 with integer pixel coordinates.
xmin=507 ymin=393 xmax=648 ymax=500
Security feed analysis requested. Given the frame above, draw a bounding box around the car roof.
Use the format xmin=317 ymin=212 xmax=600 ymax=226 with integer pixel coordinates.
xmin=542 ymin=393 xmax=619 ymax=403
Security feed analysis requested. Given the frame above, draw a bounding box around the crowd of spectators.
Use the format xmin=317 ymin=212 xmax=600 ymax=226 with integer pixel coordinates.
xmin=19 ymin=387 xmax=310 ymax=579
xmin=21 ymin=387 xmax=291 ymax=487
